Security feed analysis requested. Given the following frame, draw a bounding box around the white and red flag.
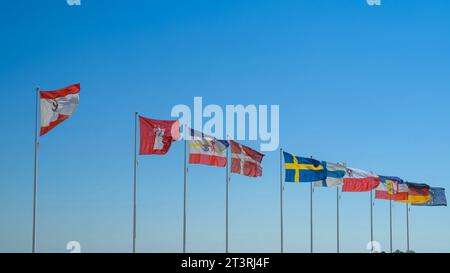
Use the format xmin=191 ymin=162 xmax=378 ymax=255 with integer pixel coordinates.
xmin=375 ymin=176 xmax=409 ymax=201
xmin=189 ymin=129 xmax=229 ymax=167
xmin=342 ymin=167 xmax=380 ymax=192
xmin=230 ymin=140 xmax=264 ymax=177
xmin=139 ymin=116 xmax=180 ymax=155
xmin=40 ymin=83 xmax=80 ymax=136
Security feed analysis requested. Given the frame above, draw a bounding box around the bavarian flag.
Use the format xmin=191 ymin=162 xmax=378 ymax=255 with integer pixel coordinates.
xmin=283 ymin=152 xmax=327 ymax=183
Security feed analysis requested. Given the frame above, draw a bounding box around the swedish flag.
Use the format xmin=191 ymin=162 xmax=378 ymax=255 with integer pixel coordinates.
xmin=283 ymin=151 xmax=327 ymax=183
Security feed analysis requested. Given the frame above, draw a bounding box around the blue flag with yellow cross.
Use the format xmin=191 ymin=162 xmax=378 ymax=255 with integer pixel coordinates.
xmin=283 ymin=151 xmax=327 ymax=183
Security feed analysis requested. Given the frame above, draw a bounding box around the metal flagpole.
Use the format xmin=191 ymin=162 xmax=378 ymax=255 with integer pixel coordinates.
xmin=310 ymin=155 xmax=314 ymax=253
xmin=132 ymin=112 xmax=138 ymax=253
xmin=225 ymin=138 xmax=229 ymax=253
xmin=337 ymin=162 xmax=345 ymax=253
xmin=370 ymin=189 xmax=374 ymax=252
xmin=310 ymin=181 xmax=313 ymax=253
xmin=406 ymin=203 xmax=410 ymax=252
xmin=389 ymin=199 xmax=393 ymax=253
xmin=183 ymin=125 xmax=188 ymax=253
xmin=32 ymin=87 xmax=39 ymax=253
xmin=336 ymin=185 xmax=340 ymax=253
xmin=279 ymin=148 xmax=284 ymax=253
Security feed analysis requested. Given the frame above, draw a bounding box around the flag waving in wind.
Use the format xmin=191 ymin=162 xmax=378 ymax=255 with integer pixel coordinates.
xmin=283 ymin=152 xmax=326 ymax=183
xmin=230 ymin=140 xmax=265 ymax=177
xmin=40 ymin=84 xmax=80 ymax=136
xmin=314 ymin=162 xmax=346 ymax=187
xmin=139 ymin=116 xmax=180 ymax=155
xmin=398 ymin=182 xmax=431 ymax=204
xmin=342 ymin=167 xmax=379 ymax=192
xmin=413 ymin=187 xmax=447 ymax=207
xmin=189 ymin=129 xmax=229 ymax=167
xmin=375 ymin=176 xmax=408 ymax=201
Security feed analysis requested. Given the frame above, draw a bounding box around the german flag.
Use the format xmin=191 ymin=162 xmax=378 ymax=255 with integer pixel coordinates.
xmin=398 ymin=182 xmax=431 ymax=204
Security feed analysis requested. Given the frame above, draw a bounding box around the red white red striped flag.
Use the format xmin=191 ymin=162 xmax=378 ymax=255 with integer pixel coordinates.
xmin=40 ymin=84 xmax=80 ymax=136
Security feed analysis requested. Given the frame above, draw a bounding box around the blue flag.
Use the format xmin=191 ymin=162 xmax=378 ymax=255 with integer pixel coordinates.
xmin=413 ymin=187 xmax=447 ymax=207
xmin=314 ymin=161 xmax=346 ymax=187
xmin=283 ymin=152 xmax=327 ymax=183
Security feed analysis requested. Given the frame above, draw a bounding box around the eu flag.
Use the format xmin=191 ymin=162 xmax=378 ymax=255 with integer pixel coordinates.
xmin=413 ymin=187 xmax=447 ymax=206
xmin=283 ymin=152 xmax=327 ymax=183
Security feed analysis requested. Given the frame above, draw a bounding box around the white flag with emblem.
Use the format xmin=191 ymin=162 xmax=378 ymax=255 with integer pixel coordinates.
xmin=40 ymin=84 xmax=80 ymax=136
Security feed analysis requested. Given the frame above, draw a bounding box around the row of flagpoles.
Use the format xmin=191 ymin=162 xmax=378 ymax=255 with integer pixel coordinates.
xmin=32 ymin=84 xmax=446 ymax=253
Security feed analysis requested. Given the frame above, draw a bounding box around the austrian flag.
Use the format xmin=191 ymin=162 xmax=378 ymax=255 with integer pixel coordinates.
xmin=40 ymin=84 xmax=80 ymax=136
xmin=230 ymin=140 xmax=265 ymax=177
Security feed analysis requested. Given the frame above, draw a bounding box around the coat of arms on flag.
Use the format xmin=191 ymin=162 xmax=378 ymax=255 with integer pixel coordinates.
xmin=375 ymin=176 xmax=408 ymax=201
xmin=189 ymin=129 xmax=229 ymax=167
xmin=283 ymin=152 xmax=326 ymax=183
xmin=139 ymin=116 xmax=180 ymax=155
xmin=40 ymin=83 xmax=80 ymax=136
xmin=230 ymin=140 xmax=265 ymax=177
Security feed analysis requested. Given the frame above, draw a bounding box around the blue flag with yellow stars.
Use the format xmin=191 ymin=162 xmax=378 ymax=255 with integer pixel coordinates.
xmin=413 ymin=187 xmax=447 ymax=207
xmin=283 ymin=151 xmax=327 ymax=183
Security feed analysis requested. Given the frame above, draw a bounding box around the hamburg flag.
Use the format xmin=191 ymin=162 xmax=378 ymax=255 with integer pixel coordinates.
xmin=413 ymin=187 xmax=447 ymax=207
xmin=189 ymin=129 xmax=229 ymax=167
xmin=230 ymin=140 xmax=265 ymax=177
xmin=342 ymin=167 xmax=379 ymax=192
xmin=283 ymin=152 xmax=326 ymax=183
xmin=139 ymin=116 xmax=180 ymax=155
xmin=375 ymin=176 xmax=409 ymax=201
xmin=40 ymin=84 xmax=80 ymax=136
xmin=313 ymin=161 xmax=346 ymax=187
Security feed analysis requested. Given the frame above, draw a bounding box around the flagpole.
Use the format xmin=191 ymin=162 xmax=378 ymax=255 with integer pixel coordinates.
xmin=336 ymin=185 xmax=340 ymax=253
xmin=32 ymin=86 xmax=39 ymax=253
xmin=183 ymin=125 xmax=187 ymax=253
xmin=389 ymin=199 xmax=393 ymax=253
xmin=370 ymin=189 xmax=374 ymax=252
xmin=337 ymin=163 xmax=345 ymax=253
xmin=310 ymin=155 xmax=314 ymax=253
xmin=225 ymin=137 xmax=229 ymax=253
xmin=406 ymin=203 xmax=410 ymax=252
xmin=310 ymin=181 xmax=313 ymax=253
xmin=132 ymin=112 xmax=138 ymax=253
xmin=279 ymin=148 xmax=284 ymax=253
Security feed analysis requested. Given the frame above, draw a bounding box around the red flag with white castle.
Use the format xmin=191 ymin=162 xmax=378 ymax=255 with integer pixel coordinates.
xmin=40 ymin=84 xmax=80 ymax=136
xmin=139 ymin=116 xmax=180 ymax=155
xmin=230 ymin=140 xmax=265 ymax=177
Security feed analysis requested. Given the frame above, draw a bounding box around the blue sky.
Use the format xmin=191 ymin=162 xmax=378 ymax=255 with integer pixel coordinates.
xmin=0 ymin=0 xmax=449 ymax=253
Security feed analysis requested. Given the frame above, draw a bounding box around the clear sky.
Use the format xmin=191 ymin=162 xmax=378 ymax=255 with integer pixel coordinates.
xmin=0 ymin=0 xmax=449 ymax=253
